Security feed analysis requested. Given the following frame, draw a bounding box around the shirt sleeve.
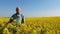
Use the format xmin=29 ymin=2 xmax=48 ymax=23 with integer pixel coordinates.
xmin=20 ymin=14 xmax=24 ymax=23
xmin=10 ymin=17 xmax=13 ymax=20
xmin=10 ymin=13 xmax=16 ymax=20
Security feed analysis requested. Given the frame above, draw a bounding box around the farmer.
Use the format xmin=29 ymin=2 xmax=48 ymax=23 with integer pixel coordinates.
xmin=8 ymin=7 xmax=24 ymax=26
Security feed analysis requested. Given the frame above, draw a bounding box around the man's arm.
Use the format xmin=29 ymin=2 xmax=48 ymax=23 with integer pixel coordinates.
xmin=8 ymin=13 xmax=16 ymax=23
xmin=8 ymin=17 xmax=14 ymax=23
xmin=21 ymin=14 xmax=24 ymax=23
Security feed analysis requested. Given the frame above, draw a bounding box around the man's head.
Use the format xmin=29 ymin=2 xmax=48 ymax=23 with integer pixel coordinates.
xmin=16 ymin=7 xmax=21 ymax=15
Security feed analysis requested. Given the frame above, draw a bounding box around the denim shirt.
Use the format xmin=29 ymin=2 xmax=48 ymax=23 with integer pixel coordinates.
xmin=10 ymin=13 xmax=24 ymax=24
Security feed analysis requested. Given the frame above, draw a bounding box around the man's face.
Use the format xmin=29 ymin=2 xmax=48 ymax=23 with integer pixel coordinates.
xmin=16 ymin=7 xmax=20 ymax=15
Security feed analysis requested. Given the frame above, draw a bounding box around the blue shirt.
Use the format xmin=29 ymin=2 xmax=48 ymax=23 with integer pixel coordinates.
xmin=10 ymin=13 xmax=24 ymax=24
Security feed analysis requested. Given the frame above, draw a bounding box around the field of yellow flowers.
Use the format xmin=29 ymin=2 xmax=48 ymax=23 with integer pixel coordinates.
xmin=0 ymin=17 xmax=60 ymax=34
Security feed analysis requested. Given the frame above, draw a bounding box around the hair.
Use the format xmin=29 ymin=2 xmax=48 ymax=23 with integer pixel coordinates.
xmin=16 ymin=7 xmax=19 ymax=11
xmin=16 ymin=7 xmax=21 ymax=11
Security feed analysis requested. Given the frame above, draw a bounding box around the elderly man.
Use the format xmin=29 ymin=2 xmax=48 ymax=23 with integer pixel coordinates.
xmin=8 ymin=7 xmax=24 ymax=26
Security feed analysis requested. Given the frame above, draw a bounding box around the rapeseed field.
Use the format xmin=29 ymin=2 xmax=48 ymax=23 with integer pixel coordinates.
xmin=0 ymin=17 xmax=60 ymax=34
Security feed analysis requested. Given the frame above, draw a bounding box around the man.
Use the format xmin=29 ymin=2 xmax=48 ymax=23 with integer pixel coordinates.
xmin=8 ymin=7 xmax=24 ymax=26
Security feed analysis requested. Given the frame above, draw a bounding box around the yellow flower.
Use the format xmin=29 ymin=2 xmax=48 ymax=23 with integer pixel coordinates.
xmin=3 ymin=28 xmax=11 ymax=34
xmin=0 ymin=19 xmax=3 ymax=23
xmin=7 ymin=23 xmax=13 ymax=28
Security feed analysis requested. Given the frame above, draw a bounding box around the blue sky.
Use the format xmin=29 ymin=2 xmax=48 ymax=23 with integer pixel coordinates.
xmin=0 ymin=0 xmax=60 ymax=17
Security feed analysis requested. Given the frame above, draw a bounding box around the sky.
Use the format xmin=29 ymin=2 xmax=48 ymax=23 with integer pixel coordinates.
xmin=0 ymin=0 xmax=60 ymax=17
